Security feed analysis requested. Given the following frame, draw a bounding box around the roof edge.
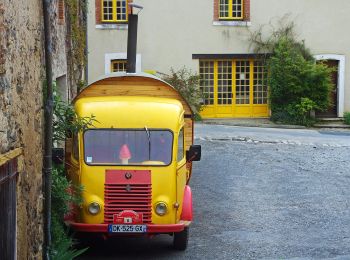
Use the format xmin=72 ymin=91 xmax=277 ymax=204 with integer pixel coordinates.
xmin=76 ymin=72 xmax=194 ymax=116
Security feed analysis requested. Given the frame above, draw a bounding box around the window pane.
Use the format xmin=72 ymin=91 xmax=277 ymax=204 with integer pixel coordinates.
xmin=217 ymin=61 xmax=232 ymax=105
xmin=177 ymin=128 xmax=184 ymax=162
xmin=232 ymin=0 xmax=243 ymax=18
xmin=72 ymin=133 xmax=79 ymax=160
xmin=111 ymin=59 xmax=127 ymax=72
xmin=219 ymin=0 xmax=229 ymax=18
xmin=199 ymin=61 xmax=215 ymax=105
xmin=103 ymin=0 xmax=113 ymax=20
xmin=84 ymin=129 xmax=173 ymax=165
xmin=253 ymin=61 xmax=268 ymax=104
xmin=235 ymin=60 xmax=250 ymax=104
xmin=116 ymin=0 xmax=127 ymax=21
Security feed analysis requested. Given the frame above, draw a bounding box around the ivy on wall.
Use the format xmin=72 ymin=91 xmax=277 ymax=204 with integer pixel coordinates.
xmin=65 ymin=0 xmax=87 ymax=96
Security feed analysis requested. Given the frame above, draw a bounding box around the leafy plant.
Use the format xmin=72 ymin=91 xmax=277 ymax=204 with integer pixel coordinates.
xmin=51 ymin=238 xmax=87 ymax=260
xmin=50 ymin=86 xmax=95 ymax=259
xmin=250 ymin=18 xmax=314 ymax=62
xmin=250 ymin=19 xmax=333 ymax=126
xmin=286 ymin=98 xmax=317 ymax=126
xmin=162 ymin=67 xmax=204 ymax=119
xmin=51 ymin=165 xmax=86 ymax=260
xmin=344 ymin=112 xmax=350 ymax=125
xmin=53 ymin=87 xmax=97 ymax=142
xmin=65 ymin=0 xmax=87 ymax=97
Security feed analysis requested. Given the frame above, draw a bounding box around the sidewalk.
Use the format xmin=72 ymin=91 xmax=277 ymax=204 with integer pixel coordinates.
xmin=201 ymin=118 xmax=350 ymax=130
xmin=195 ymin=123 xmax=350 ymax=147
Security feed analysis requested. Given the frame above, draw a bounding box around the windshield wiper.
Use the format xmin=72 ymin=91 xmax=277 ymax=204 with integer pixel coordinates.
xmin=144 ymin=126 xmax=151 ymax=160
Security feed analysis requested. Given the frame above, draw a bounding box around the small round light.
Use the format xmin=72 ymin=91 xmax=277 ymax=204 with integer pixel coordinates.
xmin=88 ymin=202 xmax=101 ymax=215
xmin=155 ymin=202 xmax=168 ymax=216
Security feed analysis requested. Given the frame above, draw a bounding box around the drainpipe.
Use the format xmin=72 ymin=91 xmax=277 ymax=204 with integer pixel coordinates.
xmin=84 ymin=0 xmax=88 ymax=83
xmin=126 ymin=4 xmax=143 ymax=73
xmin=42 ymin=0 xmax=53 ymax=259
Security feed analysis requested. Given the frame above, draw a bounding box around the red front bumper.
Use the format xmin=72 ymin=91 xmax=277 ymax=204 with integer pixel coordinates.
xmin=66 ymin=221 xmax=185 ymax=233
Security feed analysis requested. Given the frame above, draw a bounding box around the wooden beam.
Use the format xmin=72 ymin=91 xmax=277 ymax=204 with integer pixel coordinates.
xmin=0 ymin=148 xmax=23 ymax=167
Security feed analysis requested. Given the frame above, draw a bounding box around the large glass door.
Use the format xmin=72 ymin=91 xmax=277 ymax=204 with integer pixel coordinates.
xmin=199 ymin=59 xmax=268 ymax=118
xmin=216 ymin=61 xmax=233 ymax=117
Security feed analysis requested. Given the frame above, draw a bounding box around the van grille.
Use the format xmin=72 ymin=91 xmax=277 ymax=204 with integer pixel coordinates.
xmin=104 ymin=170 xmax=152 ymax=224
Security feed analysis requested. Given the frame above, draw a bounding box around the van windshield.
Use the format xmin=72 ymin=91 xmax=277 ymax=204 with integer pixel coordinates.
xmin=84 ymin=129 xmax=173 ymax=166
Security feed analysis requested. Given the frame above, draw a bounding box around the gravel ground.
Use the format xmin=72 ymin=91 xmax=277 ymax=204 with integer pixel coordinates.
xmin=190 ymin=140 xmax=350 ymax=260
xmin=80 ymin=139 xmax=350 ymax=260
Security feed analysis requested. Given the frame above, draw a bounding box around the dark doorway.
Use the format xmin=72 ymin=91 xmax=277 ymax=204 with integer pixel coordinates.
xmin=316 ymin=60 xmax=339 ymax=118
xmin=0 ymin=158 xmax=18 ymax=260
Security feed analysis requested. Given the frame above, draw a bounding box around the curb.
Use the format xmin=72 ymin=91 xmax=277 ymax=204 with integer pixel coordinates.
xmin=200 ymin=121 xmax=350 ymax=130
xmin=194 ymin=136 xmax=350 ymax=148
xmin=313 ymin=124 xmax=350 ymax=129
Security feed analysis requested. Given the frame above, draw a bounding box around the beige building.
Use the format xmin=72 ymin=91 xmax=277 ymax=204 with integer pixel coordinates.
xmin=87 ymin=0 xmax=349 ymax=118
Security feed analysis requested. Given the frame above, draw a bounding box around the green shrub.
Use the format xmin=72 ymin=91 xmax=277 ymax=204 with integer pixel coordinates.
xmin=286 ymin=98 xmax=317 ymax=126
xmin=193 ymin=113 xmax=203 ymax=122
xmin=250 ymin=21 xmax=333 ymax=126
xmin=51 ymin=238 xmax=87 ymax=260
xmin=162 ymin=67 xmax=204 ymax=119
xmin=53 ymin=87 xmax=97 ymax=142
xmin=50 ymin=87 xmax=95 ymax=259
xmin=344 ymin=112 xmax=350 ymax=125
xmin=51 ymin=165 xmax=86 ymax=260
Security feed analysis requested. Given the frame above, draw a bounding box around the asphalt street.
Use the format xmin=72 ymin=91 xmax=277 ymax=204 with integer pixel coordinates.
xmin=79 ymin=125 xmax=350 ymax=260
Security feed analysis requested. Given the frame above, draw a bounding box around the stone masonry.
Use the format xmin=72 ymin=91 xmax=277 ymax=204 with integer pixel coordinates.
xmin=0 ymin=0 xmax=67 ymax=258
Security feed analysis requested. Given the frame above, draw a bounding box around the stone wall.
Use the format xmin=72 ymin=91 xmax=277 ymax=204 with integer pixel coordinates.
xmin=0 ymin=0 xmax=68 ymax=259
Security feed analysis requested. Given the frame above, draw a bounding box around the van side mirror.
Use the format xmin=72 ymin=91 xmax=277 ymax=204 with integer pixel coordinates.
xmin=186 ymin=145 xmax=201 ymax=162
xmin=52 ymin=148 xmax=64 ymax=165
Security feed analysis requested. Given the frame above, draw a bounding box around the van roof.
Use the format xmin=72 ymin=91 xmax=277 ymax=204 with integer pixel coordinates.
xmin=75 ymin=96 xmax=185 ymax=130
xmin=88 ymin=72 xmax=169 ymax=86
xmin=74 ymin=73 xmax=193 ymax=117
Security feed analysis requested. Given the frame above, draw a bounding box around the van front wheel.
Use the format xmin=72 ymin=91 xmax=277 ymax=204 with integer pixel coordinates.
xmin=173 ymin=227 xmax=189 ymax=250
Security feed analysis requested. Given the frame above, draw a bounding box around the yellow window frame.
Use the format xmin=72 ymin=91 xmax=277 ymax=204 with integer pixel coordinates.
xmin=199 ymin=60 xmax=215 ymax=106
xmin=199 ymin=59 xmax=268 ymax=107
xmin=101 ymin=0 xmax=128 ymax=23
xmin=219 ymin=0 xmax=244 ymax=20
xmin=111 ymin=59 xmax=127 ymax=72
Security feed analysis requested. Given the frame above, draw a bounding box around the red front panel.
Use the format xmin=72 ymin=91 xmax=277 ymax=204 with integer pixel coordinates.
xmin=104 ymin=170 xmax=152 ymax=224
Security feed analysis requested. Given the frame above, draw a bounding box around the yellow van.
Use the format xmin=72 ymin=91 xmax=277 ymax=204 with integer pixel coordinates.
xmin=65 ymin=73 xmax=201 ymax=250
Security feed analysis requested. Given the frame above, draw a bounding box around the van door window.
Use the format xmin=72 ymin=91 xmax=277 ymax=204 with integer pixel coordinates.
xmin=177 ymin=128 xmax=184 ymax=162
xmin=72 ymin=133 xmax=79 ymax=161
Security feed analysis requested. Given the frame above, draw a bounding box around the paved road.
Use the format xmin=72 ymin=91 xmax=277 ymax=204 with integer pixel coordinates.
xmin=79 ymin=125 xmax=350 ymax=260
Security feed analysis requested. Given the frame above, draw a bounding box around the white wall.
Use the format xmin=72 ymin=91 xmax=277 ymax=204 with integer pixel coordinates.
xmin=88 ymin=0 xmax=350 ymax=113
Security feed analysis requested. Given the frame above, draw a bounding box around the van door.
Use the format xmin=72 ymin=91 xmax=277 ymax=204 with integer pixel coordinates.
xmin=176 ymin=128 xmax=187 ymax=222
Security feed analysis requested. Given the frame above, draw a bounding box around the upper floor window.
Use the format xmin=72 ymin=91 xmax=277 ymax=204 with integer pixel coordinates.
xmin=58 ymin=0 xmax=65 ymax=25
xmin=213 ymin=0 xmax=250 ymax=26
xmin=102 ymin=0 xmax=128 ymax=23
xmin=219 ymin=0 xmax=243 ymax=20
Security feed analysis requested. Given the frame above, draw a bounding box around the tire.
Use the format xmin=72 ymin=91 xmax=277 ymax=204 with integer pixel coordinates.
xmin=173 ymin=227 xmax=189 ymax=251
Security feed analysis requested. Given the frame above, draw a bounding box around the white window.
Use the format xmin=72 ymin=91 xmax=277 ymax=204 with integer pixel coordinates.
xmin=104 ymin=53 xmax=141 ymax=74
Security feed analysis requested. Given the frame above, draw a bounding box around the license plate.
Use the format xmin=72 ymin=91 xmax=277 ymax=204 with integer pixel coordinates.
xmin=108 ymin=224 xmax=147 ymax=233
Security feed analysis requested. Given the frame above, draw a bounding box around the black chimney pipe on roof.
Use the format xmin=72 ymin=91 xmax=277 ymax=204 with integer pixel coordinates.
xmin=126 ymin=13 xmax=138 ymax=73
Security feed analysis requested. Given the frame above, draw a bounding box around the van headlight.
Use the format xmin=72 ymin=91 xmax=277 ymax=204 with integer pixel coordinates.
xmin=155 ymin=202 xmax=168 ymax=216
xmin=88 ymin=202 xmax=101 ymax=215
